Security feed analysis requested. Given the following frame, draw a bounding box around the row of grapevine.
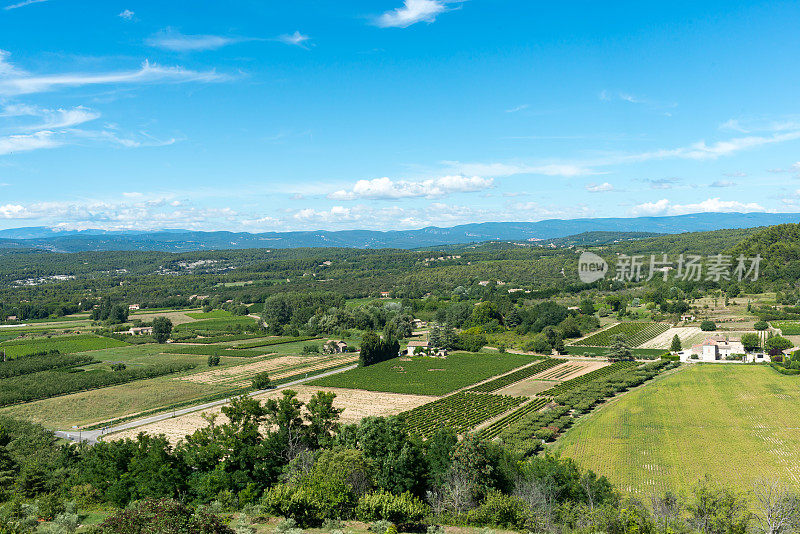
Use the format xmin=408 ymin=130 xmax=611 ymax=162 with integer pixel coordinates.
xmin=573 ymin=322 xmax=669 ymax=347
xmin=537 ymin=362 xmax=639 ymax=397
xmin=468 ymin=358 xmax=565 ymax=393
xmin=489 ymin=361 xmax=679 ymax=457
xmin=401 ymin=392 xmax=525 ymax=439
xmin=476 ymin=398 xmax=549 ymax=440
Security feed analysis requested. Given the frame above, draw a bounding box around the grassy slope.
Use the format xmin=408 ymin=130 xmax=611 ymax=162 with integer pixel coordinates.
xmin=310 ymin=351 xmax=537 ymax=396
xmin=554 ymin=364 xmax=800 ymax=496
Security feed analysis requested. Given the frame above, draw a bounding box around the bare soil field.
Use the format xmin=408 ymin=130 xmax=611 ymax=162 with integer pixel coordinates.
xmin=497 ymin=360 xmax=608 ymax=396
xmin=175 ymin=354 xmax=357 ymax=387
xmin=639 ymin=326 xmax=702 ymax=349
xmin=109 ymin=386 xmax=435 ymax=444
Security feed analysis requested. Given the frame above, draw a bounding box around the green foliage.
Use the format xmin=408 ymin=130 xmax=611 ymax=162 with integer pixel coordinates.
xmin=98 ymin=498 xmax=234 ymax=533
xmin=0 ymin=351 xmax=94 ymax=379
xmin=764 ymin=335 xmax=793 ymax=356
xmin=700 ymin=320 xmax=717 ymax=331
xmin=740 ymin=333 xmax=761 ymax=352
xmin=670 ymin=334 xmax=682 ymax=352
xmin=606 ymin=335 xmax=634 ymax=361
xmin=355 ymin=490 xmax=429 ymax=524
xmin=0 ymin=362 xmax=196 ymax=406
xmin=252 ymin=372 xmax=271 ymax=390
xmin=262 ymin=478 xmax=356 ymax=527
xmin=401 ymin=392 xmax=525 ymax=439
xmin=455 ymin=329 xmax=488 ymax=353
xmin=151 ymin=316 xmax=173 ymax=343
xmin=753 ymin=320 xmax=768 ymax=331
xmin=465 ymin=490 xmax=532 ymax=529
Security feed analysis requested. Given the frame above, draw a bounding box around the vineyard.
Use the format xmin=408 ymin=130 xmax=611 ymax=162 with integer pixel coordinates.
xmin=232 ymin=336 xmax=321 ymax=349
xmin=573 ymin=322 xmax=670 ymax=347
xmin=468 ymin=358 xmax=565 ymax=393
xmin=401 ymin=391 xmax=525 ymax=439
xmin=476 ymin=398 xmax=549 ymax=439
xmin=537 ymin=361 xmax=639 ymax=397
xmin=773 ymin=321 xmax=800 ymax=335
xmin=0 ymin=351 xmax=95 ymax=379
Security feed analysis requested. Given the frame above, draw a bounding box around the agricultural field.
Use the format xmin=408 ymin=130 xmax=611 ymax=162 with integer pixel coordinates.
xmin=176 ymin=353 xmax=358 ymax=388
xmin=772 ymin=320 xmax=800 ymax=335
xmin=110 ymin=385 xmax=434 ymax=444
xmin=310 ymin=351 xmax=538 ymax=396
xmin=537 ymin=361 xmax=639 ymax=397
xmin=468 ymin=358 xmax=562 ymax=393
xmin=401 ymin=392 xmax=525 ymax=439
xmin=554 ymin=364 xmax=800 ymax=496
xmin=573 ymin=322 xmax=670 ymax=347
xmin=563 ymin=345 xmax=666 ymax=358
xmin=639 ymin=326 xmax=702 ymax=349
xmin=0 ymin=333 xmax=128 ymax=358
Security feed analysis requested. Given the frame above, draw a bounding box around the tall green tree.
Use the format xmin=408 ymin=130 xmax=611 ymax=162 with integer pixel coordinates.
xmin=151 ymin=316 xmax=173 ymax=344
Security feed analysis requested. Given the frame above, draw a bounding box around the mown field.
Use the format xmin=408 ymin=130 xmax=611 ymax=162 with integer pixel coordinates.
xmin=554 ymin=364 xmax=800 ymax=496
xmin=310 ymin=352 xmax=537 ymax=395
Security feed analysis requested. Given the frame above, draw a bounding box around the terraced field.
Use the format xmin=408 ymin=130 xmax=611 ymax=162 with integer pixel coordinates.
xmin=573 ymin=322 xmax=670 ymax=347
xmin=555 ymin=364 xmax=800 ymax=496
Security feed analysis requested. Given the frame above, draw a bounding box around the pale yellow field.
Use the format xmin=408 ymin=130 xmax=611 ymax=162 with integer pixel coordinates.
xmin=108 ymin=385 xmax=435 ymax=444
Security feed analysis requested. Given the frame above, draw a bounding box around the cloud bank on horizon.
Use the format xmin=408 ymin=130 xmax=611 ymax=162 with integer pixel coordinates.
xmin=0 ymin=0 xmax=799 ymax=232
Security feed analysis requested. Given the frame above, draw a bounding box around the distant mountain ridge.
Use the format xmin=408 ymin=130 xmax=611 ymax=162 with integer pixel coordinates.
xmin=1 ymin=212 xmax=799 ymax=253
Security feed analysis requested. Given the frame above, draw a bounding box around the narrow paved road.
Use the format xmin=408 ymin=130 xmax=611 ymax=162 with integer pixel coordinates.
xmin=54 ymin=363 xmax=357 ymax=445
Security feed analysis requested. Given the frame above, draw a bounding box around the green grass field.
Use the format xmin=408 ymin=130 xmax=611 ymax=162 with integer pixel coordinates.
xmin=554 ymin=364 xmax=800 ymax=496
xmin=310 ymin=351 xmax=537 ymax=395
xmin=0 ymin=334 xmax=128 ymax=358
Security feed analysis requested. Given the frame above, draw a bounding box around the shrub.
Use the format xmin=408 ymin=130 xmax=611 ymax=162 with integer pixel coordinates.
xmin=262 ymin=479 xmax=356 ymax=527
xmin=700 ymin=320 xmax=716 ymax=331
xmin=251 ymin=372 xmax=271 ymax=390
xmin=465 ymin=490 xmax=532 ymax=530
xmin=355 ymin=491 xmax=429 ymax=524
xmin=98 ymin=498 xmax=233 ymax=534
xmin=754 ymin=320 xmax=769 ymax=331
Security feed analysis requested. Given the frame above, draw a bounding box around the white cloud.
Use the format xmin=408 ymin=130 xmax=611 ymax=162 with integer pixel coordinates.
xmin=294 ymin=205 xmax=357 ymax=223
xmin=2 ymin=104 xmax=100 ymax=131
xmin=0 ymin=204 xmax=28 ymax=218
xmin=631 ymin=197 xmax=765 ymax=217
xmin=146 ymin=30 xmax=247 ymax=52
xmin=505 ymin=104 xmax=529 ymax=113
xmin=585 ymin=182 xmax=614 ymax=192
xmin=277 ymin=31 xmax=310 ymax=48
xmin=4 ymin=0 xmax=46 ymax=10
xmin=328 ymin=175 xmax=493 ymax=200
xmin=710 ymin=180 xmax=736 ymax=188
xmin=0 ymin=55 xmax=227 ymax=96
xmin=375 ymin=0 xmax=449 ymax=28
xmin=619 ymin=131 xmax=800 ymax=163
xmin=0 ymin=131 xmax=60 ymax=156
xmin=443 ymin=161 xmax=602 ymax=178
xmin=118 ymin=9 xmax=134 ymax=20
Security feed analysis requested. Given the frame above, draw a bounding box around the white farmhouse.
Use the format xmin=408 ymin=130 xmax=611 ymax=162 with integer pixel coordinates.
xmin=681 ymin=335 xmax=745 ymax=362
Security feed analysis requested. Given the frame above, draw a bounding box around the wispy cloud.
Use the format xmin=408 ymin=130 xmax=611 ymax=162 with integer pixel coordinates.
xmin=0 ymin=131 xmax=60 ymax=156
xmin=118 ymin=9 xmax=134 ymax=20
xmin=276 ymin=31 xmax=310 ymax=48
xmin=617 ymin=131 xmax=800 ymax=163
xmin=328 ymin=175 xmax=493 ymax=200
xmin=585 ymin=182 xmax=614 ymax=192
xmin=375 ymin=0 xmax=451 ymax=28
xmin=0 ymin=54 xmax=227 ymax=96
xmin=505 ymin=104 xmax=529 ymax=113
xmin=146 ymin=29 xmax=251 ymax=52
xmin=1 ymin=104 xmax=100 ymax=131
xmin=443 ymin=161 xmax=604 ymax=178
xmin=4 ymin=0 xmax=46 ymax=10
xmin=710 ymin=180 xmax=736 ymax=188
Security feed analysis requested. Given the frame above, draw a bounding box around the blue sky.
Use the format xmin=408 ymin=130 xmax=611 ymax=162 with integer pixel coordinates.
xmin=1 ymin=0 xmax=799 ymax=231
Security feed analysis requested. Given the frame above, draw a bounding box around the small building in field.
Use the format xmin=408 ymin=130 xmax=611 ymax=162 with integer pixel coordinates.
xmin=683 ymin=335 xmax=745 ymax=362
xmin=681 ymin=314 xmax=696 ymax=322
xmin=380 ymin=291 xmax=391 ymax=298
xmin=128 ymin=304 xmax=140 ymax=311
xmin=126 ymin=326 xmax=153 ymax=335
xmin=324 ymin=340 xmax=349 ymax=354
xmin=406 ymin=340 xmax=430 ymax=356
